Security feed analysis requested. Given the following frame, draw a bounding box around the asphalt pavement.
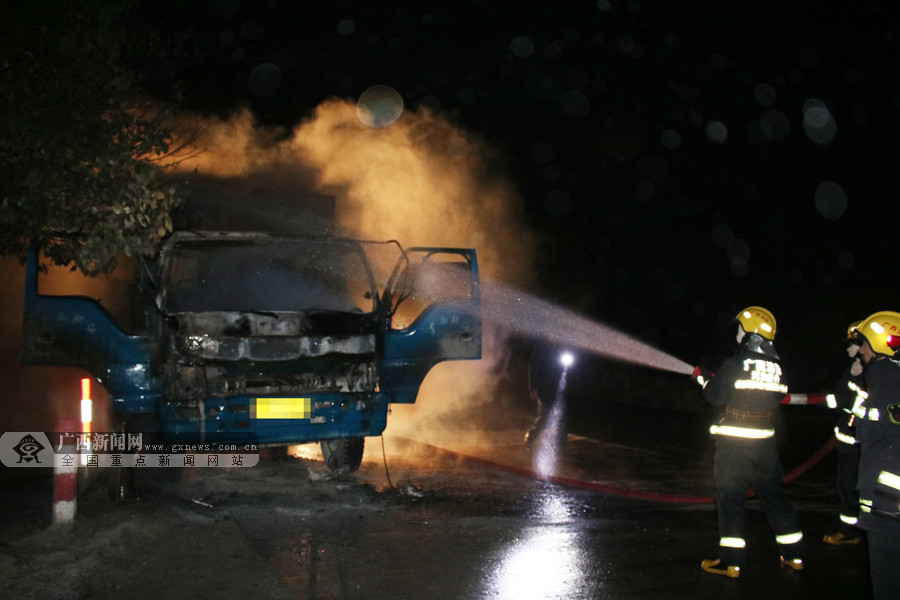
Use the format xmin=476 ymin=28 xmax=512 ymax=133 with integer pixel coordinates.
xmin=0 ymin=405 xmax=874 ymax=600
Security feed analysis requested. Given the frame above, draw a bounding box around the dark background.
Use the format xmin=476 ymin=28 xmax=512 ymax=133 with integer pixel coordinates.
xmin=138 ymin=0 xmax=900 ymax=392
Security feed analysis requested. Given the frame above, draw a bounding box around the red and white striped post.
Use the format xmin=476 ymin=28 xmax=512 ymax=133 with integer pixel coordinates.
xmin=80 ymin=378 xmax=92 ymax=466
xmin=53 ymin=416 xmax=79 ymax=525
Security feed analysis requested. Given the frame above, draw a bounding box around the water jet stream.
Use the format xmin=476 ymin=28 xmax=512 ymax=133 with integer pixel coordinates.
xmin=482 ymin=282 xmax=693 ymax=376
xmin=533 ymin=370 xmax=569 ymax=479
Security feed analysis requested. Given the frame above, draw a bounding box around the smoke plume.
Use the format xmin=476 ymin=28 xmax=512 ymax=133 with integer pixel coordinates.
xmin=167 ymin=99 xmax=536 ymax=441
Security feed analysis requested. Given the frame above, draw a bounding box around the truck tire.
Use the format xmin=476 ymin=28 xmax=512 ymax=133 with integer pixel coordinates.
xmin=321 ymin=437 xmax=364 ymax=473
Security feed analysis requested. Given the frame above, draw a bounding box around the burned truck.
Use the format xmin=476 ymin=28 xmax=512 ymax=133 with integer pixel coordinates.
xmin=22 ymin=200 xmax=481 ymax=480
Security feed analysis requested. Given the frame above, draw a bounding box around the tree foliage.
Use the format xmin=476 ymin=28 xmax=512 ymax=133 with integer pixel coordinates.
xmin=0 ymin=0 xmax=184 ymax=274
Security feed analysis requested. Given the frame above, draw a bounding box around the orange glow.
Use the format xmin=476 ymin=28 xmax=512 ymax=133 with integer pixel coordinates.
xmin=163 ymin=103 xmax=533 ymax=284
xmin=287 ymin=444 xmax=322 ymax=461
xmin=80 ymin=378 xmax=91 ymax=401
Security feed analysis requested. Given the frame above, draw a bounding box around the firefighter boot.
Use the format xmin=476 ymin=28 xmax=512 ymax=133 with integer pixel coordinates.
xmin=780 ymin=556 xmax=804 ymax=571
xmin=823 ymin=532 xmax=860 ymax=545
xmin=701 ymin=559 xmax=740 ymax=579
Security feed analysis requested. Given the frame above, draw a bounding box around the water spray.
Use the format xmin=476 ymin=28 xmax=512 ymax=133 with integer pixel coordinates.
xmin=532 ymin=352 xmax=574 ymax=479
xmin=481 ymin=281 xmax=694 ymax=376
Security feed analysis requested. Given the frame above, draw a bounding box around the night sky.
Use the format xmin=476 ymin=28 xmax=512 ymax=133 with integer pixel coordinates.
xmin=141 ymin=0 xmax=900 ymax=391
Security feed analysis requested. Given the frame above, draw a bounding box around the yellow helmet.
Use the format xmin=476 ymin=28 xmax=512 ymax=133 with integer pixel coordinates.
xmin=736 ymin=306 xmax=776 ymax=340
xmin=857 ymin=311 xmax=900 ymax=356
xmin=847 ymin=320 xmax=862 ymax=340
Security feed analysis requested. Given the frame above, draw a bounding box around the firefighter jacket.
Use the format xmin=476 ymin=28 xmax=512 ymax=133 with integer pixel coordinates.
xmin=829 ymin=359 xmax=865 ymax=446
xmin=702 ymin=337 xmax=787 ymax=440
xmin=855 ymin=355 xmax=900 ymax=532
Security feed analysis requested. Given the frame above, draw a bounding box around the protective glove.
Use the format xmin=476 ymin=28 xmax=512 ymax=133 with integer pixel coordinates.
xmin=850 ymin=357 xmax=863 ymax=377
xmin=692 ymin=366 xmax=712 ymax=387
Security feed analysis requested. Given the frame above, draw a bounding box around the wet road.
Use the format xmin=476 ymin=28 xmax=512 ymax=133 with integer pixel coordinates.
xmin=232 ymin=430 xmax=869 ymax=600
xmin=1 ymin=408 xmax=874 ymax=600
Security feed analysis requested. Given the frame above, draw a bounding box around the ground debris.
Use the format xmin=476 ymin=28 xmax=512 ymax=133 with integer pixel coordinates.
xmin=307 ymin=467 xmax=337 ymax=481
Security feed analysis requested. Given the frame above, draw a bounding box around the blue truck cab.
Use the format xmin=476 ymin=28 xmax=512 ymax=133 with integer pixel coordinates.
xmin=22 ymin=228 xmax=481 ymax=476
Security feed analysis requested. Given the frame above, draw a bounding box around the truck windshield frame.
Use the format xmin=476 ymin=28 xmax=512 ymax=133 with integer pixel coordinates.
xmin=160 ymin=236 xmax=377 ymax=315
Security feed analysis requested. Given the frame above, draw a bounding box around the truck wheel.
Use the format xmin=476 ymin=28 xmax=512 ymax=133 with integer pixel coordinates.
xmin=320 ymin=437 xmax=364 ymax=473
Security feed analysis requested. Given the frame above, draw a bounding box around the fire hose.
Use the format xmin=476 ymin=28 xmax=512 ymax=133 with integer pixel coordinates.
xmin=404 ymin=392 xmax=835 ymax=506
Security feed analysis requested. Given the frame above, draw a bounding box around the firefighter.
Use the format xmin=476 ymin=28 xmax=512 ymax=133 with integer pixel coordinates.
xmin=851 ymin=311 xmax=900 ymax=600
xmin=823 ymin=320 xmax=865 ymax=545
xmin=692 ymin=306 xmax=804 ymax=578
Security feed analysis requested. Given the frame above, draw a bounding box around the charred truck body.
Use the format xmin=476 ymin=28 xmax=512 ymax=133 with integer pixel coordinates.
xmin=21 ymin=191 xmax=482 ymax=475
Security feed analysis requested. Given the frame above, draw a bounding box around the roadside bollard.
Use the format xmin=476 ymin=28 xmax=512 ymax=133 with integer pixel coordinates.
xmin=53 ymin=416 xmax=79 ymax=525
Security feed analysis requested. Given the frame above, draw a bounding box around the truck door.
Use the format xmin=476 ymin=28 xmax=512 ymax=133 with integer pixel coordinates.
xmin=380 ymin=247 xmax=481 ymax=404
xmin=20 ymin=246 xmax=158 ymax=411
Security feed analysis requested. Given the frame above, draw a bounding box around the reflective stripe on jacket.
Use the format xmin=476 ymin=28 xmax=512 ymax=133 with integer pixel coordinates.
xmin=831 ymin=363 xmax=866 ymax=445
xmin=704 ymin=345 xmax=785 ymax=440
